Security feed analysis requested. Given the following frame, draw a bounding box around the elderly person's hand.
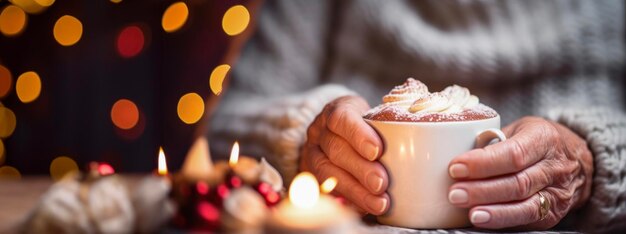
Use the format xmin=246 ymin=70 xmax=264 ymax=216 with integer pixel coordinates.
xmin=300 ymin=95 xmax=389 ymax=215
xmin=448 ymin=116 xmax=593 ymax=230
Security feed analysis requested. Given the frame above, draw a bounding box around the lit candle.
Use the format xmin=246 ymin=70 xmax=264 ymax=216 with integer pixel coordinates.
xmin=265 ymin=172 xmax=358 ymax=233
xmin=158 ymin=147 xmax=168 ymax=176
xmin=228 ymin=141 xmax=261 ymax=185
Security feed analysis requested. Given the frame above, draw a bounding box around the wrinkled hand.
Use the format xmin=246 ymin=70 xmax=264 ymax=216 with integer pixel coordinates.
xmin=448 ymin=117 xmax=593 ymax=230
xmin=300 ymin=96 xmax=389 ymax=215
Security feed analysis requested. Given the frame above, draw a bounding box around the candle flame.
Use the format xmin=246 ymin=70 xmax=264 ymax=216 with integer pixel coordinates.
xmin=229 ymin=141 xmax=239 ymax=167
xmin=321 ymin=177 xmax=338 ymax=193
xmin=158 ymin=147 xmax=168 ymax=175
xmin=289 ymin=172 xmax=319 ymax=209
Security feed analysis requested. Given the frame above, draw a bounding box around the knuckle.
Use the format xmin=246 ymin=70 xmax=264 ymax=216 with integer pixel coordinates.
xmin=326 ymin=107 xmax=349 ymax=133
xmin=306 ymin=125 xmax=316 ymax=142
xmin=514 ymin=171 xmax=533 ymax=199
xmin=312 ymin=154 xmax=332 ymax=177
xmin=544 ymin=124 xmax=560 ymax=143
xmin=510 ymin=139 xmax=529 ymax=170
xmin=325 ymin=138 xmax=345 ymax=163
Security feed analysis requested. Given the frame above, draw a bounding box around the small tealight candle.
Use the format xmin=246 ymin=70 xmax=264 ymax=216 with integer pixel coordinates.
xmin=265 ymin=172 xmax=358 ymax=234
xmin=228 ymin=142 xmax=261 ymax=184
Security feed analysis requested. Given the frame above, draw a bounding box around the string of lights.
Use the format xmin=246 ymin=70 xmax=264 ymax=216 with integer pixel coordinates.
xmin=0 ymin=0 xmax=251 ymax=179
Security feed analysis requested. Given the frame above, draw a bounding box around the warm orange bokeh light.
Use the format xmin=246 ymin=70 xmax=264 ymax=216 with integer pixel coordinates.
xmin=11 ymin=0 xmax=54 ymax=14
xmin=0 ymin=5 xmax=27 ymax=36
xmin=53 ymin=15 xmax=83 ymax=46
xmin=0 ymin=166 xmax=21 ymax=180
xmin=16 ymin=71 xmax=41 ymax=103
xmin=34 ymin=0 xmax=56 ymax=7
xmin=222 ymin=5 xmax=250 ymax=36
xmin=177 ymin=92 xmax=204 ymax=124
xmin=209 ymin=64 xmax=230 ymax=96
xmin=162 ymin=2 xmax=188 ymax=33
xmin=0 ymin=106 xmax=16 ymax=139
xmin=111 ymin=99 xmax=139 ymax=130
xmin=50 ymin=156 xmax=78 ymax=181
xmin=0 ymin=65 xmax=12 ymax=98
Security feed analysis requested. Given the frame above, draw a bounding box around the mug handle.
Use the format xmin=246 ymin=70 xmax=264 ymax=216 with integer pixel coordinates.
xmin=475 ymin=128 xmax=507 ymax=148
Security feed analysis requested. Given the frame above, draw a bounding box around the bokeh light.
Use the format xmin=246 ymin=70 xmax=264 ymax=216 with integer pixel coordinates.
xmin=16 ymin=71 xmax=41 ymax=103
xmin=110 ymin=0 xmax=122 ymax=4
xmin=53 ymin=15 xmax=83 ymax=46
xmin=0 ymin=166 xmax=21 ymax=180
xmin=321 ymin=177 xmax=338 ymax=194
xmin=34 ymin=0 xmax=55 ymax=7
xmin=161 ymin=2 xmax=188 ymax=33
xmin=0 ymin=106 xmax=16 ymax=138
xmin=50 ymin=156 xmax=78 ymax=181
xmin=116 ymin=25 xmax=145 ymax=58
xmin=177 ymin=92 xmax=204 ymax=124
xmin=0 ymin=65 xmax=12 ymax=98
xmin=111 ymin=99 xmax=139 ymax=130
xmin=10 ymin=0 xmax=54 ymax=14
xmin=289 ymin=172 xmax=319 ymax=209
xmin=222 ymin=5 xmax=250 ymax=36
xmin=209 ymin=64 xmax=230 ymax=95
xmin=0 ymin=5 xmax=27 ymax=37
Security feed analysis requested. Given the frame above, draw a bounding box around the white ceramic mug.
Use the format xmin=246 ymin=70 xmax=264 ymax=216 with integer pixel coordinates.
xmin=365 ymin=116 xmax=506 ymax=229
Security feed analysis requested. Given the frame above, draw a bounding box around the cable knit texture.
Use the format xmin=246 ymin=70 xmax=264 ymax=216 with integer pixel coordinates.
xmin=209 ymin=0 xmax=625 ymax=231
xmin=547 ymin=108 xmax=626 ymax=232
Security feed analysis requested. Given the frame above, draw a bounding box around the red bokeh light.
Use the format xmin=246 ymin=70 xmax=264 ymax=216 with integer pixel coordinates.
xmin=116 ymin=25 xmax=145 ymax=58
xmin=217 ymin=184 xmax=229 ymax=199
xmin=257 ymin=182 xmax=271 ymax=195
xmin=266 ymin=191 xmax=280 ymax=205
xmin=197 ymin=202 xmax=219 ymax=222
xmin=229 ymin=176 xmax=242 ymax=188
xmin=196 ymin=181 xmax=209 ymax=195
xmin=97 ymin=163 xmax=115 ymax=175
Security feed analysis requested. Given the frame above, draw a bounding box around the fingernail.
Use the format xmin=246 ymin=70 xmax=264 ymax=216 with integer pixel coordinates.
xmin=366 ymin=195 xmax=388 ymax=214
xmin=364 ymin=143 xmax=379 ymax=161
xmin=471 ymin=210 xmax=491 ymax=224
xmin=366 ymin=173 xmax=384 ymax=193
xmin=449 ymin=164 xmax=469 ymax=178
xmin=448 ymin=189 xmax=468 ymax=204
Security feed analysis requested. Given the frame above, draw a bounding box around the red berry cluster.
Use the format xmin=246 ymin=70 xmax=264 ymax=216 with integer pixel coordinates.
xmin=171 ymin=173 xmax=283 ymax=232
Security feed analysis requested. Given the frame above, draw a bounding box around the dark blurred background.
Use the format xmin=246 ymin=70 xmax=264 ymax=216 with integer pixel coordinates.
xmin=0 ymin=0 xmax=252 ymax=177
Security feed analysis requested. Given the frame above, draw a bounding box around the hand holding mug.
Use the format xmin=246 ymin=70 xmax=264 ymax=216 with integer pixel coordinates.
xmin=299 ymin=95 xmax=390 ymax=215
xmin=448 ymin=117 xmax=593 ymax=229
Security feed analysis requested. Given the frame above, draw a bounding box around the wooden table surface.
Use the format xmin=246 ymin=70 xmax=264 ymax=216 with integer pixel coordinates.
xmin=0 ymin=177 xmax=52 ymax=232
xmin=0 ymin=177 xmax=576 ymax=234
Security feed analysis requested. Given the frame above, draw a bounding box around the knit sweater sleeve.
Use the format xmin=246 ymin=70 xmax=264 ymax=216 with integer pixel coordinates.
xmin=546 ymin=108 xmax=626 ymax=232
xmin=209 ymin=0 xmax=354 ymax=182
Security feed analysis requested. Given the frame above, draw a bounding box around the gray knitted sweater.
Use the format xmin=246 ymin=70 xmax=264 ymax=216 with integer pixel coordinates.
xmin=210 ymin=0 xmax=626 ymax=232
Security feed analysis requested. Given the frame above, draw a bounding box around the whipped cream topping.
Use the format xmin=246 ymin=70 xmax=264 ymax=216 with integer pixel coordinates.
xmin=382 ymin=78 xmax=479 ymax=114
xmin=365 ymin=78 xmax=497 ymax=122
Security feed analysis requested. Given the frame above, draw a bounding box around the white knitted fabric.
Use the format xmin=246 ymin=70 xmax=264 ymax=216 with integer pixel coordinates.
xmin=210 ymin=0 xmax=625 ymax=231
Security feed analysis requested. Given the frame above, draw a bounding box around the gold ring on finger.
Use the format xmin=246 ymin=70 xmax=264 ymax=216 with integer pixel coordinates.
xmin=538 ymin=191 xmax=551 ymax=221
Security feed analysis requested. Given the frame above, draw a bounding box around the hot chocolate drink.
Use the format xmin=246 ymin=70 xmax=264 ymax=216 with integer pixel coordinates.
xmin=364 ymin=78 xmax=505 ymax=229
xmin=363 ymin=78 xmax=497 ymax=122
